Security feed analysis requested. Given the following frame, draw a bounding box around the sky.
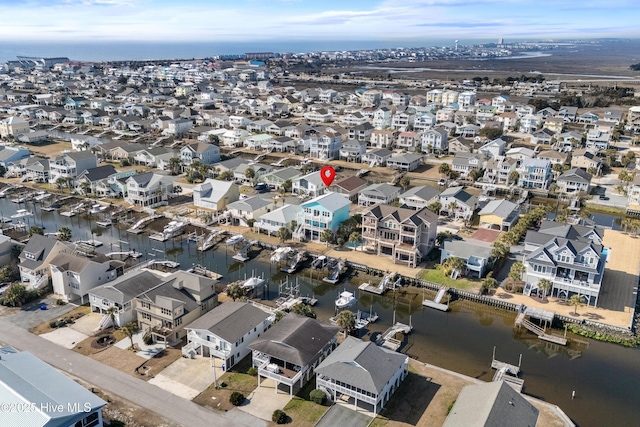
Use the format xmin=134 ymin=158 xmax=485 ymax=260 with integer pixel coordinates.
xmin=2 ymin=0 xmax=639 ymax=43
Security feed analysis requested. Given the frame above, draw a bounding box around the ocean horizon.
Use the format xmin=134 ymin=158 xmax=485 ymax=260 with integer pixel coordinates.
xmin=0 ymin=38 xmax=497 ymax=63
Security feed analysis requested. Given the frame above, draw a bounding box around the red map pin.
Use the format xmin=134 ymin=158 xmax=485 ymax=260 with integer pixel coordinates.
xmin=320 ymin=166 xmax=336 ymax=187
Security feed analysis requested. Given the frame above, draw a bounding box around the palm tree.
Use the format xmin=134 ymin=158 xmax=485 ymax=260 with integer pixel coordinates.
xmin=538 ymin=279 xmax=552 ymax=300
xmin=168 ymin=157 xmax=182 ymax=175
xmin=320 ymin=229 xmax=334 ymax=246
xmin=289 ymin=219 xmax=297 ymax=233
xmin=335 ymin=310 xmax=356 ymax=336
xmin=438 ymin=163 xmax=451 ymax=177
xmin=4 ymin=283 xmax=26 ymax=307
xmin=348 ymin=231 xmax=363 ymax=251
xmin=444 ymin=257 xmax=466 ymax=278
xmin=491 ymin=242 xmax=510 ymax=262
xmin=427 ymin=201 xmax=442 ymax=214
xmin=291 ymin=303 xmax=316 ymax=319
xmin=105 ymin=306 xmax=118 ymax=329
xmin=58 ymin=226 xmax=72 ymax=242
xmin=245 ymin=167 xmax=255 ymax=180
xmin=398 ymin=175 xmax=410 ymax=191
xmin=277 ymin=226 xmax=292 ymax=244
xmin=447 ymin=201 xmax=458 ymax=218
xmin=508 ymin=171 xmax=520 ymax=185
xmin=122 ymin=322 xmax=140 ymax=350
xmin=569 ymin=294 xmax=584 ymax=315
xmin=28 ymin=226 xmax=44 ymax=237
xmin=227 ymin=283 xmax=245 ymax=301
xmin=508 ymin=262 xmax=526 ymax=283
xmin=481 ymin=272 xmax=498 ymax=294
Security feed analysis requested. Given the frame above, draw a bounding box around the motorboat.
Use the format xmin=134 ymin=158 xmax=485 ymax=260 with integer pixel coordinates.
xmin=89 ymin=204 xmax=107 ymax=214
xmin=225 ymin=234 xmax=244 ymax=246
xmin=335 ymin=291 xmax=356 ymax=309
xmin=163 ymin=221 xmax=185 ymax=235
xmin=11 ymin=209 xmax=33 ymax=219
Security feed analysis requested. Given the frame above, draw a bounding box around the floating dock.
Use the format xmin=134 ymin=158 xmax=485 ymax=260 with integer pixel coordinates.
xmin=375 ymin=322 xmax=412 ymax=352
xmin=422 ymin=287 xmax=450 ymax=312
xmin=491 ymin=347 xmax=524 ymax=392
xmin=515 ymin=306 xmax=567 ymax=346
xmin=359 ymin=272 xmax=400 ymax=295
xmin=232 ymin=240 xmax=258 ymax=262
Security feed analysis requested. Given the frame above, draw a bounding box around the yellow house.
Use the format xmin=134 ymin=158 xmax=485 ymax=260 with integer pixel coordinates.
xmin=478 ymin=199 xmax=520 ymax=231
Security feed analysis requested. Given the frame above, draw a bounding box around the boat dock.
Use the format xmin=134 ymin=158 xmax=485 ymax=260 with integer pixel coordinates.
xmin=96 ymin=219 xmax=113 ymax=227
xmin=515 ymin=306 xmax=567 ymax=346
xmin=105 ymin=250 xmax=142 ymax=259
xmin=127 ymin=214 xmax=159 ymax=234
xmin=375 ymin=322 xmax=412 ymax=352
xmin=281 ymin=251 xmax=304 ymax=274
xmin=359 ymin=272 xmax=401 ymax=295
xmin=491 ymin=347 xmax=524 ymax=392
xmin=232 ymin=240 xmax=258 ymax=262
xmin=197 ymin=229 xmax=226 ymax=251
xmin=240 ymin=272 xmax=265 ymax=291
xmin=322 ymin=259 xmax=346 ymax=284
xmin=422 ymin=287 xmax=450 ymax=312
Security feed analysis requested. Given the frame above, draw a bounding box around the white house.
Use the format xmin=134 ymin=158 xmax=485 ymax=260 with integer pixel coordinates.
xmin=192 ymin=179 xmax=240 ymax=213
xmin=255 ymin=204 xmax=302 ymax=236
xmin=292 ymin=171 xmax=326 ymax=198
xmin=50 ymin=253 xmax=123 ymax=303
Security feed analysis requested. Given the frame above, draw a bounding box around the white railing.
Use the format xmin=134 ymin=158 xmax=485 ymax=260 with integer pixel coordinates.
xmin=186 ymin=331 xmax=230 ymax=359
xmin=316 ymin=377 xmax=377 ymax=405
xmin=258 ymin=361 xmax=307 ymax=386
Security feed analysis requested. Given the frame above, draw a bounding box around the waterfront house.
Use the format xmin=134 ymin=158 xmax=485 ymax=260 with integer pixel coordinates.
xmin=370 ymin=129 xmax=396 ymax=148
xmin=50 ymin=253 xmax=123 ymax=304
xmin=262 ymin=167 xmax=303 ymax=190
xmin=183 ymin=302 xmax=273 ymax=368
xmin=478 ymin=138 xmax=506 ymax=159
xmin=0 ymin=145 xmax=30 ymax=168
xmin=358 ymin=183 xmax=402 ymax=207
xmin=180 ymin=142 xmax=220 ymax=166
xmin=362 ymin=204 xmax=438 ymax=268
xmin=396 ymin=131 xmax=420 ymax=152
xmin=349 ymin=122 xmax=375 ymax=142
xmin=329 ymin=176 xmax=368 ymax=202
xmin=134 ymin=271 xmax=219 ymax=344
xmin=75 ymin=164 xmax=119 ymax=195
xmin=386 ymin=153 xmax=422 ymax=172
xmin=295 ymin=192 xmax=351 ymax=242
xmin=254 ymin=204 xmax=302 ymax=236
xmin=308 ymin=133 xmax=342 ymax=160
xmin=339 ymin=139 xmax=367 ymax=162
xmin=556 ymin=168 xmax=592 ymax=194
xmin=316 ymin=336 xmax=408 ymax=415
xmin=478 ymin=199 xmax=520 ymax=231
xmin=226 ymin=196 xmax=274 ymax=223
xmin=89 ymin=270 xmax=164 ymax=327
xmin=125 ymin=172 xmax=174 ymax=208
xmin=292 ymin=171 xmax=326 ymax=198
xmin=49 ymin=151 xmax=97 ymax=185
xmin=18 ymin=235 xmax=71 ymax=289
xmin=0 ymin=116 xmax=29 ymax=137
xmin=523 ymin=220 xmax=605 ymax=306
xmin=483 ymin=156 xmax=517 ymax=185
xmin=443 ymin=381 xmax=539 ymax=427
xmin=362 ymin=148 xmax=392 ymax=167
xmin=250 ymin=314 xmax=339 ymax=396
xmin=0 ymin=349 xmax=107 ymax=427
xmin=421 ymin=128 xmax=449 ymax=153
xmin=134 ymin=147 xmax=176 ymax=169
xmin=192 ymin=178 xmax=239 ymax=214
xmin=441 ymin=239 xmax=493 ymax=278
xmin=399 ymin=185 xmax=441 ymax=209
xmin=517 ymin=158 xmax=552 ymax=190
xmin=439 ymin=187 xmax=478 ymax=220
xmin=452 ymin=153 xmax=483 ymax=178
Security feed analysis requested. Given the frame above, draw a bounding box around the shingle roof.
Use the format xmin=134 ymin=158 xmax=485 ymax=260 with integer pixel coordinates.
xmin=186 ymin=302 xmax=270 ymax=344
xmin=478 ymin=199 xmax=519 ymax=220
xmin=79 ymin=164 xmax=117 ymax=182
xmin=401 ymin=185 xmax=441 ymax=202
xmin=89 ymin=270 xmax=163 ymax=305
xmin=316 ymin=336 xmax=407 ymax=395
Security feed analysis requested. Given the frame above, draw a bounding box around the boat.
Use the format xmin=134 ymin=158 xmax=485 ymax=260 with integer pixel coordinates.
xmin=312 ymin=255 xmax=327 ymax=269
xmin=96 ymin=218 xmax=113 ymax=227
xmin=163 ymin=221 xmax=185 ymax=235
xmin=33 ymin=192 xmax=51 ymax=202
xmin=270 ymin=246 xmax=293 ymax=263
xmin=281 ymin=251 xmax=304 ymax=274
xmin=89 ymin=204 xmax=107 ymax=214
xmin=225 ymin=234 xmax=244 ymax=246
xmin=0 ymin=217 xmax=12 ymax=223
xmin=240 ymin=272 xmax=265 ymax=291
xmin=11 ymin=209 xmax=33 ymax=219
xmin=335 ymin=291 xmax=356 ymax=309
xmin=323 ymin=259 xmax=345 ymax=284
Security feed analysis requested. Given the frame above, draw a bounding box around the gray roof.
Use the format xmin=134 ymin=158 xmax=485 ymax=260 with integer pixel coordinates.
xmin=89 ymin=270 xmax=163 ymax=305
xmin=227 ymin=196 xmax=271 ymax=212
xmin=442 ymin=240 xmax=493 ymax=261
xmin=249 ymin=314 xmax=338 ymax=366
xmin=365 ymin=203 xmax=438 ymax=227
xmin=302 ymin=192 xmax=351 ymax=212
xmin=316 ymin=336 xmax=406 ymax=395
xmin=136 ymin=271 xmax=217 ymax=313
xmin=186 ymin=302 xmax=270 ymax=344
xmin=388 ymin=153 xmax=423 ymax=164
xmin=19 ymin=235 xmax=61 ymax=270
xmin=440 ymin=186 xmax=478 ymax=207
xmin=400 ymin=185 xmax=441 ymax=203
xmin=443 ymin=381 xmax=539 ymax=427
xmin=557 ymin=168 xmax=592 ymax=184
xmin=79 ymin=164 xmax=117 ymax=182
xmin=478 ymin=199 xmax=519 ymax=220
xmin=0 ymin=350 xmax=106 ymax=426
xmin=361 ymin=183 xmax=401 ymax=198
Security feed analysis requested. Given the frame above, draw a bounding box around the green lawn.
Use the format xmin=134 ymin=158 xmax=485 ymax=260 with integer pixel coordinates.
xmin=420 ymin=267 xmax=481 ymax=292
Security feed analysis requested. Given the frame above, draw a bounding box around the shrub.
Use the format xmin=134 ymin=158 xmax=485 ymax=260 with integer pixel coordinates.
xmin=309 ymin=389 xmax=327 ymax=405
xmin=119 ymin=159 xmax=130 ymax=167
xmin=49 ymin=320 xmax=58 ymax=329
xmin=272 ymin=409 xmax=287 ymax=424
xmin=515 ymin=286 xmax=524 ymax=294
xmin=247 ymin=367 xmax=258 ymax=376
xmin=109 ymin=421 xmax=125 ymax=427
xmin=143 ymin=334 xmax=154 ymax=345
xmin=229 ymin=391 xmax=245 ymax=406
xmin=55 ymin=299 xmax=66 ymax=306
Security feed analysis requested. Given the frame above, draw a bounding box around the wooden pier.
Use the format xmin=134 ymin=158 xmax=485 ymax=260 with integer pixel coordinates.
xmin=515 ymin=306 xmax=568 ymax=346
xmin=422 ymin=287 xmax=450 ymax=312
xmin=491 ymin=347 xmax=524 ymax=392
xmin=375 ymin=322 xmax=412 ymax=352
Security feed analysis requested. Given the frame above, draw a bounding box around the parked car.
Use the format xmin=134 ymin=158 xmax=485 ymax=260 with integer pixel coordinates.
xmin=254 ymin=182 xmax=269 ymax=193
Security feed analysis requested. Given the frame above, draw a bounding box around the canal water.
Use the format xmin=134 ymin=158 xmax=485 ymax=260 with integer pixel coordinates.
xmin=3 ymin=197 xmax=638 ymax=427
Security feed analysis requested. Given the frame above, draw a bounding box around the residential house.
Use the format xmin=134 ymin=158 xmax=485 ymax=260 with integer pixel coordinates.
xmin=339 ymin=139 xmax=367 ymax=162
xmin=134 ymin=147 xmax=176 ymax=169
xmin=369 ymin=129 xmax=395 ymax=149
xmin=18 ymin=234 xmax=71 ymax=289
xmin=439 ymin=187 xmax=478 ymax=220
xmin=443 ymin=381 xmax=539 ymax=427
xmin=0 ymin=235 xmax=15 ymax=267
xmin=519 ymin=114 xmax=541 ymax=133
xmin=255 ymin=204 xmax=302 ymax=236
xmin=586 ymin=129 xmax=611 ymax=150
xmin=530 ymin=128 xmax=555 ymax=145
xmin=295 ymin=192 xmax=351 ymax=242
xmin=50 ymin=253 xmax=123 ymax=304
xmin=316 ymin=336 xmax=408 ymax=415
xmin=262 ymin=167 xmax=303 ymax=190
xmin=0 ymin=145 xmax=30 ymax=168
xmin=358 ymin=183 xmax=402 ymax=206
xmin=441 ymin=239 xmax=493 ymax=278
xmin=180 ymin=142 xmax=220 ymax=166
xmin=478 ymin=199 xmax=520 ymax=231
xmin=386 ymin=153 xmax=422 ymax=172
xmin=234 ymin=163 xmax=273 ymax=184
xmin=543 ymin=117 xmax=565 ymax=133
xmin=0 ymin=349 xmax=106 ymax=427
xmin=49 ymin=151 xmax=97 ymax=185
xmin=309 ymin=133 xmax=342 ymax=160
xmin=135 ymin=270 xmax=219 ymax=343
xmin=627 ymin=174 xmax=640 ymax=215
xmin=250 ymin=314 xmax=339 ymax=396
xmin=396 ymin=131 xmax=420 ymax=152
xmin=436 ymin=108 xmax=456 ymax=123
xmin=557 ymin=168 xmax=592 ymax=194
xmin=227 ymin=197 xmax=274 ymax=223
xmin=75 ymin=164 xmax=118 ymax=195
xmin=537 ymin=150 xmax=568 ymax=167
xmin=164 ymin=118 xmax=193 ymax=137
xmin=483 ymin=156 xmax=518 ymax=185
xmin=349 ymin=122 xmax=374 ymax=142
xmin=183 ymin=302 xmax=273 ymax=368
xmin=399 ymin=185 xmax=441 ymax=209
xmin=478 ymin=138 xmax=506 ymax=159
xmin=362 ymin=148 xmax=392 ymax=167
xmin=192 ymin=179 xmax=240 ymax=214
xmin=329 ymin=176 xmax=368 ymax=202
xmin=518 ymin=158 xmax=552 ymax=189
xmin=413 ymin=112 xmax=437 ymax=132
xmin=362 ymin=204 xmax=437 ymax=268
xmin=523 ymin=220 xmax=606 ymax=306
xmin=292 ymin=171 xmax=326 ymax=198
xmin=452 ymin=153 xmax=483 ymax=178
xmin=421 ymin=128 xmax=448 ymax=153
xmin=557 ymin=106 xmax=578 ymax=122
xmin=447 ymin=137 xmax=473 ymax=155
xmin=96 ymin=141 xmax=145 ymax=161
xmin=89 ymin=270 xmax=164 ymax=327
xmin=221 ymin=128 xmax=250 ymax=147
xmin=0 ymin=116 xmax=29 ymax=137
xmin=578 ymin=111 xmax=600 ymax=123
xmin=244 ymin=134 xmax=274 ymax=150
xmin=124 ymin=172 xmax=174 ymax=208
xmin=372 ymin=107 xmax=393 ymax=129
xmin=603 ymin=109 xmax=623 ymax=124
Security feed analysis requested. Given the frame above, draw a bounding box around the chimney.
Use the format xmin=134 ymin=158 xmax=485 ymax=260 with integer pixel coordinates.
xmin=174 ymin=280 xmax=184 ymax=290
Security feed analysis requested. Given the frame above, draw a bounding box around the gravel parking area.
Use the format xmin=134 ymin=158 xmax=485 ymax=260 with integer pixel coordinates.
xmin=5 ymin=297 xmax=76 ymax=329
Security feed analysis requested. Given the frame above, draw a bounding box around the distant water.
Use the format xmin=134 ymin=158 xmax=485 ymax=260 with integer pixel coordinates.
xmin=0 ymin=39 xmax=494 ymax=63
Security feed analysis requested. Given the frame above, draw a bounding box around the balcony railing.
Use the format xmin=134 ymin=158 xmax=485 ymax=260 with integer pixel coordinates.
xmin=257 ymin=360 xmax=307 ymax=386
xmin=152 ymin=325 xmax=173 ymax=336
xmin=316 ymin=376 xmax=377 ymax=405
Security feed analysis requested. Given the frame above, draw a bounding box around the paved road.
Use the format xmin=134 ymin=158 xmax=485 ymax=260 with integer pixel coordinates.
xmin=0 ymin=319 xmax=240 ymax=427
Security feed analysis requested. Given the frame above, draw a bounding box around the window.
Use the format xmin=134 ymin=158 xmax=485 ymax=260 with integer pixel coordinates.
xmin=141 ymin=302 xmax=151 ymax=309
xmin=161 ymin=308 xmax=172 ymax=316
xmin=142 ymin=313 xmax=151 ymax=321
xmin=175 ymin=317 xmax=182 ymax=326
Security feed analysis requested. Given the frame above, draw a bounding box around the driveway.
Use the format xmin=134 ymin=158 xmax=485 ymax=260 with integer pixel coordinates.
xmin=68 ymin=312 xmax=102 ymax=336
xmin=115 ymin=331 xmax=165 ymax=359
xmin=149 ymin=356 xmax=223 ymax=399
xmin=40 ymin=327 xmax=89 ymax=349
xmin=4 ymin=297 xmax=76 ymax=329
xmin=239 ymin=378 xmax=293 ymax=421
xmin=315 ymin=404 xmax=372 ymax=427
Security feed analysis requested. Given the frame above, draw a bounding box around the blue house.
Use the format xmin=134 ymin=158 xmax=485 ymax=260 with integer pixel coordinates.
xmin=0 ymin=146 xmax=30 ymax=168
xmin=295 ymin=192 xmax=351 ymax=242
